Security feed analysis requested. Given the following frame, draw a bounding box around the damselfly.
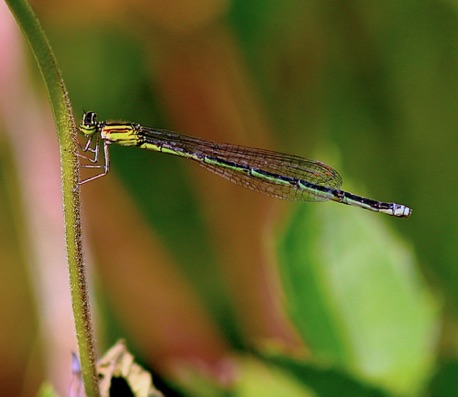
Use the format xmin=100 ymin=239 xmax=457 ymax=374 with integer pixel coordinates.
xmin=78 ymin=111 xmax=412 ymax=218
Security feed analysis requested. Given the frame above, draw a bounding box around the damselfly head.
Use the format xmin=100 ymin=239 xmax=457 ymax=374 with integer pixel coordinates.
xmin=80 ymin=111 xmax=99 ymax=136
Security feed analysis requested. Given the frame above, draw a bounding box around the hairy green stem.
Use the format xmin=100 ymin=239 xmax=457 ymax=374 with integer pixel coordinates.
xmin=4 ymin=0 xmax=99 ymax=395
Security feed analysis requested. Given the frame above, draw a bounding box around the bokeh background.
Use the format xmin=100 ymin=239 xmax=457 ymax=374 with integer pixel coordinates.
xmin=0 ymin=0 xmax=457 ymax=396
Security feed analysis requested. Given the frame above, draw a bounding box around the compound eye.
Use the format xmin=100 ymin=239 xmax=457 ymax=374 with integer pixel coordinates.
xmin=83 ymin=111 xmax=97 ymax=126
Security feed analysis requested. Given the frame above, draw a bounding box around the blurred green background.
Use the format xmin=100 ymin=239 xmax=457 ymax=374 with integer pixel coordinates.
xmin=0 ymin=0 xmax=457 ymax=396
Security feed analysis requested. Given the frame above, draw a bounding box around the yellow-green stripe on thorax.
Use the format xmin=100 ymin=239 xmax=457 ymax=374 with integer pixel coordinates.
xmin=102 ymin=122 xmax=141 ymax=146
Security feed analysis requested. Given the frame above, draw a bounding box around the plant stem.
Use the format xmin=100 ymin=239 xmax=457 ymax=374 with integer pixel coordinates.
xmin=4 ymin=0 xmax=99 ymax=395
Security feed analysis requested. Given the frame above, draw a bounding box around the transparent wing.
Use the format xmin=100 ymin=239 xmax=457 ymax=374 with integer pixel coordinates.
xmin=140 ymin=127 xmax=342 ymax=202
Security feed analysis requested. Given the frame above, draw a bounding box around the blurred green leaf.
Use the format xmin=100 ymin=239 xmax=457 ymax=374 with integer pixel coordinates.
xmin=278 ymin=198 xmax=437 ymax=395
xmin=173 ymin=355 xmax=315 ymax=397
xmin=236 ymin=356 xmax=315 ymax=397
xmin=263 ymin=353 xmax=389 ymax=397
xmin=427 ymin=359 xmax=458 ymax=397
xmin=37 ymin=383 xmax=58 ymax=397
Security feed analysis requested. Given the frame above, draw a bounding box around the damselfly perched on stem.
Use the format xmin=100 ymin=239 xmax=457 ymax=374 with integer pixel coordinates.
xmin=78 ymin=111 xmax=412 ymax=218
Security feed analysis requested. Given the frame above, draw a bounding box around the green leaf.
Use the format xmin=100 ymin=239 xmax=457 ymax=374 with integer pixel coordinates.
xmin=36 ymin=382 xmax=59 ymax=397
xmin=277 ymin=199 xmax=437 ymax=395
xmin=264 ymin=353 xmax=389 ymax=397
